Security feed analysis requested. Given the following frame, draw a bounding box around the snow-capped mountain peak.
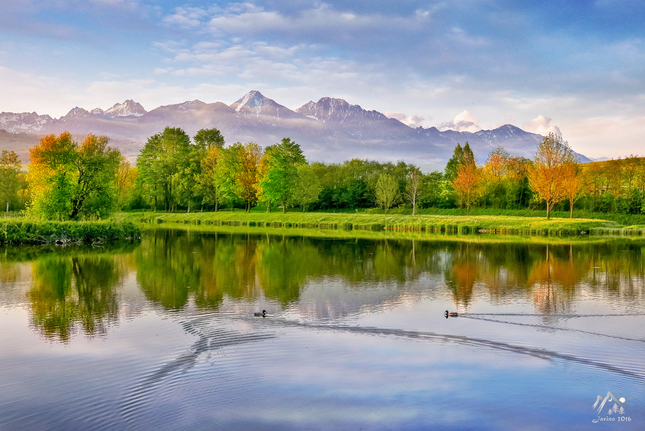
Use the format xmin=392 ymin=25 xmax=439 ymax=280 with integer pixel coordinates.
xmin=104 ymin=100 xmax=146 ymax=118
xmin=296 ymin=97 xmax=389 ymax=124
xmin=62 ymin=107 xmax=91 ymax=121
xmin=0 ymin=111 xmax=54 ymax=133
xmin=229 ymin=90 xmax=300 ymax=119
xmin=231 ymin=90 xmax=268 ymax=114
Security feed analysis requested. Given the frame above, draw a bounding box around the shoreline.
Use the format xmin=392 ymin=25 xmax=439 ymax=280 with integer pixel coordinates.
xmin=123 ymin=211 xmax=630 ymax=236
xmin=0 ymin=219 xmax=141 ymax=245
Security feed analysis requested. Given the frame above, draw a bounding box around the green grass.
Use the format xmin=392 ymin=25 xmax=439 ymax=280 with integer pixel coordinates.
xmin=121 ymin=210 xmax=614 ymax=236
xmin=145 ymin=221 xmax=636 ymax=245
xmin=0 ymin=219 xmax=141 ymax=245
xmin=314 ymin=207 xmax=645 ymax=225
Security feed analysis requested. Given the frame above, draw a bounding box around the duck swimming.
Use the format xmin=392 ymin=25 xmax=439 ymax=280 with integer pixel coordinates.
xmin=254 ymin=310 xmax=267 ymax=317
xmin=444 ymin=310 xmax=459 ymax=318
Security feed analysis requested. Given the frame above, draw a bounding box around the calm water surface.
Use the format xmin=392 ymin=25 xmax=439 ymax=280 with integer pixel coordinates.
xmin=1 ymin=228 xmax=644 ymax=430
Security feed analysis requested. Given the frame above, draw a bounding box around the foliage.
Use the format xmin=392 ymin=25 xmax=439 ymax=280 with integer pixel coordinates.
xmin=293 ymin=164 xmax=322 ymax=211
xmin=70 ymin=135 xmax=121 ymax=219
xmin=116 ymin=158 xmax=139 ymax=209
xmin=375 ymin=173 xmax=399 ymax=214
xmin=453 ymin=160 xmax=482 ymax=214
xmin=137 ymin=127 xmax=192 ymax=211
xmin=527 ymin=133 xmax=577 ymax=219
xmin=123 ymin=130 xmax=645 ymax=219
xmin=28 ymin=132 xmax=121 ymax=220
xmin=196 ymin=146 xmax=223 ymax=211
xmin=257 ymin=138 xmax=305 ymax=212
xmin=0 ymin=150 xmax=22 ymax=212
xmin=405 ymin=166 xmax=423 ymax=216
xmin=194 ymin=128 xmax=225 ymax=149
xmin=0 ymin=220 xmax=140 ymax=244
xmin=236 ymin=142 xmax=262 ymax=211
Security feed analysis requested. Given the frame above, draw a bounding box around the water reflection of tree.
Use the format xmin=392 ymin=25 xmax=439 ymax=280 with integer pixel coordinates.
xmin=135 ymin=232 xmax=441 ymax=310
xmin=444 ymin=243 xmax=479 ymax=307
xmin=134 ymin=230 xmax=645 ymax=314
xmin=27 ymin=255 xmax=122 ymax=342
xmin=528 ymin=245 xmax=582 ymax=315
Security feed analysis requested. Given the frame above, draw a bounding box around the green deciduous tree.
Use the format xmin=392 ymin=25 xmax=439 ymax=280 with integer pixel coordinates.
xmin=293 ymin=164 xmax=322 ymax=212
xmin=137 ymin=127 xmax=191 ymax=211
xmin=0 ymin=150 xmax=22 ymax=212
xmin=375 ymin=173 xmax=399 ymax=213
xmin=70 ymin=135 xmax=121 ymax=219
xmin=28 ymin=132 xmax=121 ymax=219
xmin=194 ymin=128 xmax=225 ymax=150
xmin=258 ymin=138 xmax=305 ymax=212
xmin=405 ymin=166 xmax=423 ymax=216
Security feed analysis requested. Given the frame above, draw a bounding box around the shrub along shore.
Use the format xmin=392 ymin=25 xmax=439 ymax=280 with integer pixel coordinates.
xmin=126 ymin=211 xmax=628 ymax=236
xmin=0 ymin=220 xmax=141 ymax=245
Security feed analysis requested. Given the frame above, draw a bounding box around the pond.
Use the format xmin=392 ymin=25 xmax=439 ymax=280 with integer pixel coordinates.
xmin=0 ymin=228 xmax=643 ymax=430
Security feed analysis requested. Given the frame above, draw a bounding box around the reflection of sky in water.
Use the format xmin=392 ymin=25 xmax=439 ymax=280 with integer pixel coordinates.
xmin=0 ymin=233 xmax=644 ymax=430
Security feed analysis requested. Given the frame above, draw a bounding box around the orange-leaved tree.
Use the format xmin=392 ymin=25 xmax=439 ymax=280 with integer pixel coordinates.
xmin=560 ymin=160 xmax=583 ymax=218
xmin=527 ymin=133 xmax=577 ymax=219
xmin=452 ymin=159 xmax=482 ymax=215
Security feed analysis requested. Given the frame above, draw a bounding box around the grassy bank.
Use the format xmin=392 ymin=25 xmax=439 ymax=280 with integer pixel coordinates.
xmin=358 ymin=207 xmax=645 ymax=226
xmin=0 ymin=220 xmax=141 ymax=245
xmin=123 ymin=211 xmax=614 ymax=236
xmin=147 ymin=221 xmax=636 ymax=246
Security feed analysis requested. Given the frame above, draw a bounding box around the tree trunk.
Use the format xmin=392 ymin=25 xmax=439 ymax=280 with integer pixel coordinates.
xmin=570 ymin=198 xmax=574 ymax=218
xmin=266 ymin=201 xmax=271 ymax=213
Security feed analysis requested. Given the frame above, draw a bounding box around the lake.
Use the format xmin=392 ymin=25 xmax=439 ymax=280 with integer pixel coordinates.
xmin=1 ymin=228 xmax=643 ymax=430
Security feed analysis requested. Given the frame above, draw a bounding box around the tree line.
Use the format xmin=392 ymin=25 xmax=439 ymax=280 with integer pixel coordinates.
xmin=3 ymin=127 xmax=645 ymax=219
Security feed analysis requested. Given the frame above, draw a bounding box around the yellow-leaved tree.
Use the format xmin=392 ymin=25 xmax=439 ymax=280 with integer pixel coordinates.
xmin=527 ymin=133 xmax=577 ymax=219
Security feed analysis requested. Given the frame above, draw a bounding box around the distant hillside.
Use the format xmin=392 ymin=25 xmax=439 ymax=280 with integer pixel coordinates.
xmin=0 ymin=91 xmax=592 ymax=168
xmin=0 ymin=129 xmax=42 ymax=163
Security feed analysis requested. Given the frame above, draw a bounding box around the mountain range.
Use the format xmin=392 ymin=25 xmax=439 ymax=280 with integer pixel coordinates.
xmin=0 ymin=90 xmax=591 ymax=168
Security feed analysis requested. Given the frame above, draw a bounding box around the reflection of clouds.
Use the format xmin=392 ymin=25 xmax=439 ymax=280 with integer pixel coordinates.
xmin=262 ymin=318 xmax=645 ymax=381
xmin=120 ymin=317 xmax=276 ymax=425
xmin=294 ymin=276 xmax=441 ymax=321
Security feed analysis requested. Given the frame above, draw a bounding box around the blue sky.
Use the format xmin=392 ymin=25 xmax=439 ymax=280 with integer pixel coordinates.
xmin=1 ymin=0 xmax=643 ymax=158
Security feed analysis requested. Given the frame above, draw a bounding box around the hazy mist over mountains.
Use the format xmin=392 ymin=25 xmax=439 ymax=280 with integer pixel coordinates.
xmin=0 ymin=90 xmax=591 ymax=169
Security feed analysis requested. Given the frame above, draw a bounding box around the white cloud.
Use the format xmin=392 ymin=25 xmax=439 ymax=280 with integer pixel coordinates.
xmin=438 ymin=110 xmax=481 ymax=132
xmin=522 ymin=115 xmax=561 ymax=136
xmin=558 ymin=115 xmax=645 ymax=159
xmin=384 ymin=112 xmax=426 ymax=128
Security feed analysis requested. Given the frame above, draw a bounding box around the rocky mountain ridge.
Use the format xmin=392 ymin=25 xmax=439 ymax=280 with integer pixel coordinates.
xmin=0 ymin=91 xmax=591 ymax=167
